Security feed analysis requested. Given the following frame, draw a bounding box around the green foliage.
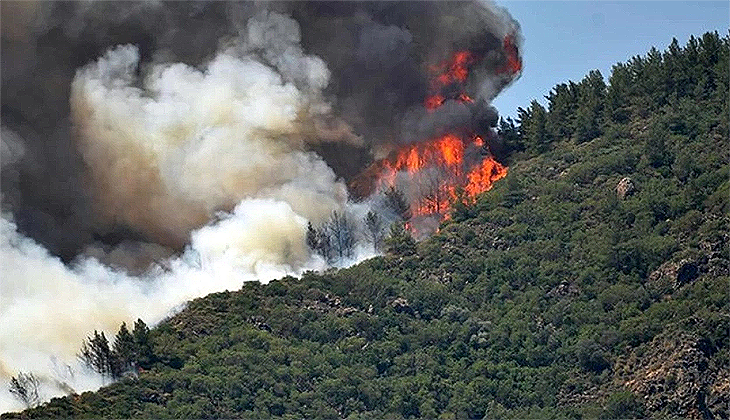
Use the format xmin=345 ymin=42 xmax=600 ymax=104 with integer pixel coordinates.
xmin=384 ymin=223 xmax=417 ymax=257
xmin=7 ymin=31 xmax=728 ymax=420
xmin=517 ymin=100 xmax=551 ymax=154
xmin=574 ymin=70 xmax=606 ymax=143
xmin=604 ymin=391 xmax=645 ymax=419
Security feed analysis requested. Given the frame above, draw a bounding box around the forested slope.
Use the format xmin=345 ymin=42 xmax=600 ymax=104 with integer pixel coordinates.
xmin=5 ymin=31 xmax=728 ymax=420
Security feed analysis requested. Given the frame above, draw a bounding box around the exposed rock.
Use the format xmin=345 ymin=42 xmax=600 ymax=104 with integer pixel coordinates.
xmin=613 ymin=331 xmax=726 ymax=419
xmin=648 ymin=258 xmax=700 ymax=290
xmin=391 ymin=297 xmax=414 ymax=315
xmin=616 ymin=177 xmax=635 ymax=199
xmin=303 ymin=293 xmax=359 ymax=316
xmin=336 ymin=307 xmax=359 ymax=316
xmin=247 ymin=315 xmax=272 ymax=332
xmin=546 ymin=281 xmax=580 ymax=298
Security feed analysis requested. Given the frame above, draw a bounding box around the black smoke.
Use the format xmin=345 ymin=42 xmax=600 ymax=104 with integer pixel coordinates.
xmin=1 ymin=1 xmax=521 ymax=260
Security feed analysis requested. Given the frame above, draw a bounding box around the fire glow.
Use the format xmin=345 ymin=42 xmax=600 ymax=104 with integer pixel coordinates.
xmin=425 ymin=50 xmax=476 ymax=110
xmin=377 ymin=134 xmax=507 ymax=217
xmin=377 ymin=35 xmax=520 ymax=219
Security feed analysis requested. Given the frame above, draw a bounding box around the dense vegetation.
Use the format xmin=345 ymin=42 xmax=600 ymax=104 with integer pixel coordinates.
xmin=5 ymin=32 xmax=728 ymax=419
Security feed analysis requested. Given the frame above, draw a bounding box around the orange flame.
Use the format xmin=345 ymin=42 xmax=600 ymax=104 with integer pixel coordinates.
xmin=352 ymin=39 xmax=516 ymax=225
xmin=498 ymin=34 xmax=522 ymax=75
xmin=376 ymin=134 xmax=507 ymax=218
xmin=425 ymin=50 xmax=477 ymax=110
xmin=464 ymin=155 xmax=508 ymax=197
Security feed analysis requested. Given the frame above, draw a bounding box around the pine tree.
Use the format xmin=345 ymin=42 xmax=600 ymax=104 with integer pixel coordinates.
xmin=306 ymin=222 xmax=319 ymax=252
xmin=574 ymin=70 xmax=606 ymax=143
xmin=606 ymin=63 xmax=632 ymax=123
xmin=497 ymin=117 xmax=523 ymax=154
xmin=113 ymin=322 xmax=137 ymax=374
xmin=384 ymin=223 xmax=416 ymax=257
xmin=518 ymin=100 xmax=550 ymax=153
xmin=79 ymin=331 xmax=117 ymax=379
xmin=133 ymin=319 xmax=154 ymax=369
xmin=545 ymin=82 xmax=578 ymax=139
xmin=384 ymin=186 xmax=411 ymax=222
xmin=327 ymin=211 xmax=355 ymax=260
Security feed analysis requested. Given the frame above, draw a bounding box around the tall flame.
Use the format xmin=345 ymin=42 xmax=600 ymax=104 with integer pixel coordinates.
xmin=352 ymin=34 xmax=519 ymax=224
xmin=377 ymin=134 xmax=507 ymax=218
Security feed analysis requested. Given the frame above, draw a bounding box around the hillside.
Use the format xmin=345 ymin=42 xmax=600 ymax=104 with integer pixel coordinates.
xmin=4 ymin=32 xmax=728 ymax=419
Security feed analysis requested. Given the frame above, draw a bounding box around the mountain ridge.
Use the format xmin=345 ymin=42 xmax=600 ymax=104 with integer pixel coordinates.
xmin=4 ymin=30 xmax=728 ymax=420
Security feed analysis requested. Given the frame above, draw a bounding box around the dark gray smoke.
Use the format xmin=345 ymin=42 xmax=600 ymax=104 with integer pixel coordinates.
xmin=1 ymin=2 xmax=522 ymax=411
xmin=1 ymin=0 xmax=521 ymax=260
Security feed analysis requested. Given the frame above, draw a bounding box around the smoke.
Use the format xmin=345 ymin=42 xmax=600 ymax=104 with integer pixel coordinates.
xmin=0 ymin=0 xmax=521 ymax=412
xmin=69 ymin=19 xmax=347 ymax=247
xmin=0 ymin=197 xmax=333 ymax=412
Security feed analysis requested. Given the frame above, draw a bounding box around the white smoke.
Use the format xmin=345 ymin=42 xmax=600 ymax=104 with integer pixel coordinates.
xmin=0 ymin=197 xmax=333 ymax=411
xmin=0 ymin=12 xmax=370 ymax=413
xmin=70 ymin=11 xmax=348 ymax=248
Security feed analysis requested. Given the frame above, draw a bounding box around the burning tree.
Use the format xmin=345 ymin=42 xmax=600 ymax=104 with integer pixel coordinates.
xmin=383 ymin=186 xmax=411 ymax=222
xmin=365 ymin=134 xmax=507 ymax=224
xmin=350 ymin=34 xmax=520 ymax=232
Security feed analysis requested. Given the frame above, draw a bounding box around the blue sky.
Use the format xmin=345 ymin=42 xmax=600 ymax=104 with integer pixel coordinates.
xmin=491 ymin=1 xmax=730 ymax=119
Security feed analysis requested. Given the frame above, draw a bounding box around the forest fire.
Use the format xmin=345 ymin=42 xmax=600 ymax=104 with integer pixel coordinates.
xmin=499 ymin=34 xmax=523 ymax=75
xmin=352 ymin=34 xmax=519 ymax=222
xmin=425 ymin=50 xmax=476 ymax=110
xmin=374 ymin=134 xmax=507 ymax=218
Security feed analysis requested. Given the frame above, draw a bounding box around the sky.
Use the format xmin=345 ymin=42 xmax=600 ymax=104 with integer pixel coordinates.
xmin=492 ymin=1 xmax=730 ymax=119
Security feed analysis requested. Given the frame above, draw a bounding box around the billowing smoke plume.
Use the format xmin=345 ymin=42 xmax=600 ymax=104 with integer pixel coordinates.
xmin=1 ymin=0 xmax=521 ymax=412
xmin=70 ymin=16 xmax=349 ymax=248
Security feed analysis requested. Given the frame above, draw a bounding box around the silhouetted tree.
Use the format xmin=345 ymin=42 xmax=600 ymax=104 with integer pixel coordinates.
xmin=79 ymin=331 xmax=117 ymax=379
xmin=112 ymin=322 xmax=137 ymax=374
xmin=306 ymin=222 xmax=320 ymax=253
xmin=384 ymin=186 xmax=411 ymax=222
xmin=306 ymin=221 xmax=334 ymax=263
xmin=132 ymin=319 xmax=154 ymax=369
xmin=364 ymin=211 xmax=385 ymax=252
xmin=9 ymin=372 xmax=41 ymax=409
xmin=327 ymin=211 xmax=355 ymax=260
xmin=497 ymin=117 xmax=524 ymax=155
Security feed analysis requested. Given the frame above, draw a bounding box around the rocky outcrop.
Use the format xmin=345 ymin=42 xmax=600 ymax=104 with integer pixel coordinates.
xmin=546 ymin=281 xmax=580 ymax=299
xmin=303 ymin=292 xmax=359 ymax=316
xmin=647 ymin=258 xmax=700 ymax=292
xmin=613 ymin=331 xmax=726 ymax=419
xmin=616 ymin=177 xmax=635 ymax=199
xmin=391 ymin=297 xmax=415 ymax=315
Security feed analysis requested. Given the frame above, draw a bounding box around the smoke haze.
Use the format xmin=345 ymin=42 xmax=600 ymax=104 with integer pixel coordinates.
xmin=0 ymin=1 xmax=521 ymax=412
